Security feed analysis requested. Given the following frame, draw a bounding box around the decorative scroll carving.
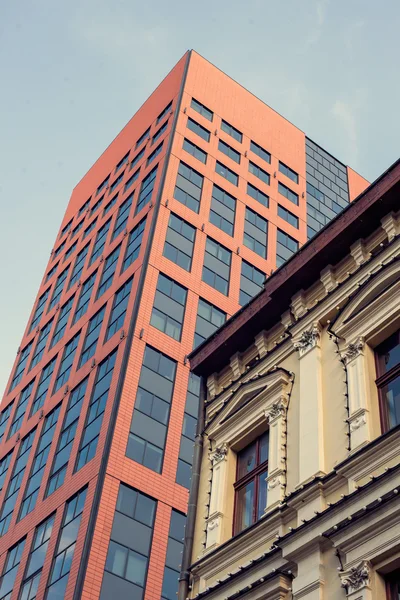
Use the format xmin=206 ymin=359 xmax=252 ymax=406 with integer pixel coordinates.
xmin=294 ymin=324 xmax=321 ymax=357
xmin=343 ymin=337 xmax=365 ymax=365
xmin=265 ymin=396 xmax=288 ymax=421
xmin=340 ymin=561 xmax=371 ymax=594
xmin=209 ymin=443 xmax=229 ymax=466
xmin=267 ymin=475 xmax=284 ymax=490
xmin=350 ymin=413 xmax=367 ymax=432
xmin=207 ymin=519 xmax=219 ymax=531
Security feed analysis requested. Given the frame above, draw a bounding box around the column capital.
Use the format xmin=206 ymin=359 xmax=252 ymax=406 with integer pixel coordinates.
xmin=265 ymin=396 xmax=288 ymax=422
xmin=294 ymin=322 xmax=321 ymax=357
xmin=209 ymin=443 xmax=229 ymax=466
xmin=339 ymin=560 xmax=371 ymax=595
xmin=342 ymin=337 xmax=365 ymax=365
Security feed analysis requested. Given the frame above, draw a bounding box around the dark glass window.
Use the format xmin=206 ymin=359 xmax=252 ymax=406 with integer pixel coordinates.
xmin=209 ymin=184 xmax=236 ymax=236
xmin=174 ymin=161 xmax=203 ymax=213
xmin=79 ymin=306 xmax=106 ymax=367
xmin=109 ymin=173 xmax=124 ymax=195
xmin=47 ymin=378 xmax=88 ymax=496
xmin=157 ymin=101 xmax=172 ymax=124
xmin=29 ymin=288 xmax=50 ymax=332
xmin=191 ymin=98 xmax=213 ymax=121
xmin=64 ymin=241 xmax=77 ymax=262
xmin=30 ymin=357 xmax=57 ymax=416
xmin=53 ymin=332 xmax=80 ymax=392
xmin=386 ymin=571 xmax=400 ymax=599
xmin=68 ymin=244 xmax=89 ymax=289
xmin=112 ymin=194 xmax=133 ymax=241
xmin=147 ymin=141 xmax=163 ymax=166
xmin=202 ymin=237 xmax=231 ymax=296
xmin=19 ymin=406 xmax=60 ymax=520
xmin=278 ymin=181 xmax=299 ymax=205
xmin=45 ymin=262 xmax=59 ymax=283
xmin=90 ymin=195 xmax=104 ymax=216
xmin=124 ymin=168 xmax=140 ymax=192
xmin=0 ymin=538 xmax=25 ymax=600
xmin=276 ymin=229 xmax=299 ymax=267
xmin=218 ymin=139 xmax=240 ymax=164
xmin=234 ymin=431 xmax=269 ymax=534
xmin=250 ymin=141 xmax=271 ymax=164
xmin=103 ymin=194 xmax=119 ymax=216
xmin=176 ymin=374 xmax=200 ymax=488
xmin=96 ymin=245 xmax=121 ymax=299
xmin=0 ymin=403 xmax=13 ymax=444
xmin=76 ymin=351 xmax=117 ymax=470
xmin=135 ymin=127 xmax=150 ymax=149
xmin=97 ymin=175 xmax=110 ymax=196
xmin=247 ymin=182 xmax=269 ymax=207
xmin=73 ymin=271 xmax=97 ymax=324
xmin=45 ymin=488 xmax=87 ymax=599
xmin=29 ymin=318 xmax=54 ymax=371
xmin=51 ymin=296 xmax=74 ymax=348
xmin=0 ymin=453 xmax=13 ymax=491
xmin=19 ymin=514 xmax=55 ymax=600
xmin=71 ymin=219 xmax=84 ymax=240
xmin=78 ymin=198 xmax=91 ymax=217
xmin=151 ymin=274 xmax=187 ymax=341
xmin=53 ymin=240 xmax=66 ymax=261
xmin=244 ymin=207 xmax=268 ymax=258
xmin=116 ymin=152 xmax=130 ymax=173
xmin=187 ymin=117 xmax=210 ymax=142
xmin=182 ymin=138 xmax=207 ymax=164
xmin=48 ymin=267 xmax=69 ymax=311
xmin=376 ymin=331 xmax=400 ymax=432
xmin=100 ymin=484 xmax=156 ymax=600
xmin=240 ymin=260 xmax=265 ymax=306
xmin=215 ymin=161 xmax=238 ymax=186
xmin=8 ymin=380 xmax=35 ymax=438
xmin=163 ymin=213 xmax=195 ymax=272
xmin=152 ymin=120 xmax=168 ymax=145
xmin=278 ymin=205 xmax=299 ymax=228
xmin=122 ymin=218 xmax=146 ymax=271
xmin=161 ymin=511 xmax=186 ymax=600
xmin=127 ymin=346 xmax=176 ymax=474
xmin=221 ymin=120 xmax=242 ymax=143
xmin=0 ymin=429 xmax=36 ymax=536
xmin=83 ymin=217 xmax=98 ymax=239
xmin=248 ymin=161 xmax=270 ymax=185
xmin=279 ymin=161 xmax=299 ymax=184
xmin=90 ymin=219 xmax=111 ymax=265
xmin=60 ymin=219 xmax=73 ymax=238
xmin=9 ymin=340 xmax=34 ymax=391
xmin=130 ymin=147 xmax=145 ymax=171
xmin=194 ymin=298 xmax=226 ymax=350
xmin=106 ymin=277 xmax=133 ymax=341
xmin=135 ymin=166 xmax=158 ymax=215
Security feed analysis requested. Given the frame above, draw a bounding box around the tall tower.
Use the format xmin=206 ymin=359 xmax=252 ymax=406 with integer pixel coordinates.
xmin=0 ymin=51 xmax=369 ymax=600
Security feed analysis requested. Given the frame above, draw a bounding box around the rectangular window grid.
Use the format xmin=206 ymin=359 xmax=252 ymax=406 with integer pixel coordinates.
xmin=161 ymin=511 xmax=186 ymax=600
xmin=147 ymin=141 xmax=163 ymax=166
xmin=127 ymin=346 xmax=176 ymax=474
xmin=194 ymin=298 xmax=226 ymax=350
xmin=191 ymin=98 xmax=213 ymax=121
xmin=250 ymin=140 xmax=271 ymax=164
xmin=106 ymin=277 xmax=133 ymax=341
xmin=45 ymin=262 xmax=59 ymax=283
xmin=48 ymin=267 xmax=69 ymax=311
xmin=221 ymin=119 xmax=242 ymax=143
xmin=96 ymin=245 xmax=121 ymax=299
xmin=76 ymin=351 xmax=117 ymax=470
xmin=116 ymin=152 xmax=130 ymax=173
xmin=68 ymin=244 xmax=89 ymax=289
xmin=152 ymin=119 xmax=168 ymax=145
xmin=249 ymin=161 xmax=270 ymax=185
xmin=247 ymin=182 xmax=269 ymax=207
xmin=150 ymin=274 xmax=187 ymax=341
xmin=278 ymin=205 xmax=299 ymax=228
xmin=0 ymin=403 xmax=13 ymax=444
xmin=0 ymin=538 xmax=25 ymax=600
xmin=97 ymin=175 xmax=110 ymax=196
xmin=157 ymin=100 xmax=172 ymax=124
xmin=174 ymin=161 xmax=203 ymax=213
xmin=8 ymin=380 xmax=35 ymax=439
xmin=135 ymin=127 xmax=150 ymax=149
xmin=0 ymin=453 xmax=13 ymax=492
xmin=19 ymin=514 xmax=55 ymax=600
xmin=103 ymin=194 xmax=118 ymax=216
xmin=51 ymin=295 xmax=74 ymax=347
xmin=83 ymin=217 xmax=98 ymax=239
xmin=90 ymin=219 xmax=111 ymax=265
xmin=122 ymin=218 xmax=146 ymax=272
xmin=109 ymin=172 xmax=124 ymax=195
xmin=52 ymin=241 xmax=66 ymax=261
xmin=29 ymin=318 xmax=54 ymax=371
xmin=112 ymin=194 xmax=133 ymax=241
xmin=202 ymin=237 xmax=231 ymax=296
xmin=9 ymin=340 xmax=33 ymax=392
xmin=79 ymin=305 xmax=106 ymax=367
xmin=47 ymin=378 xmax=88 ymax=496
xmin=176 ymin=374 xmax=200 ymax=488
xmin=135 ymin=166 xmax=158 ymax=215
xmin=71 ymin=219 xmax=84 ymax=240
xmin=64 ymin=241 xmax=77 ymax=263
xmin=279 ymin=161 xmax=299 ymax=184
xmin=218 ymin=139 xmax=240 ymax=164
xmin=45 ymin=488 xmax=87 ymax=599
xmin=60 ymin=220 xmax=72 ymax=238
xmin=186 ymin=117 xmax=210 ymax=142
xmin=276 ymin=229 xmax=299 ymax=267
xmin=163 ymin=213 xmax=195 ymax=272
xmin=53 ymin=333 xmax=80 ymax=393
xmin=0 ymin=428 xmax=36 ymax=536
xmin=29 ymin=288 xmax=50 ymax=332
xmin=73 ymin=271 xmax=97 ymax=324
xmin=182 ymin=138 xmax=207 ymax=164
xmin=244 ymin=207 xmax=268 ymax=258
xmin=209 ymin=184 xmax=236 ymax=236
xmin=130 ymin=147 xmax=145 ymax=171
xmin=278 ymin=181 xmax=299 ymax=205
xmin=124 ymin=168 xmax=140 ymax=192
xmin=19 ymin=406 xmax=60 ymax=520
xmin=240 ymin=260 xmax=265 ymax=306
xmin=78 ymin=198 xmax=91 ymax=216
xmin=215 ymin=161 xmax=238 ymax=186
xmin=30 ymin=357 xmax=57 ymax=416
xmin=90 ymin=195 xmax=104 ymax=216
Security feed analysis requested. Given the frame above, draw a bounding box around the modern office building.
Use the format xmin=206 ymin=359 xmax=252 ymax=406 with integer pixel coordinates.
xmin=185 ymin=160 xmax=400 ymax=600
xmin=0 ymin=50 xmax=369 ymax=600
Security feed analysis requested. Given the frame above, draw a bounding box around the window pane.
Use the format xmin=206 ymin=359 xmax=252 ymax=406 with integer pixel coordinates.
xmin=237 ymin=442 xmax=256 ymax=478
xmin=257 ymin=470 xmax=268 ymax=520
xmin=235 ymin=481 xmax=254 ymax=533
xmin=383 ymin=374 xmax=400 ymax=429
xmin=259 ymin=431 xmax=269 ymax=463
xmin=105 ymin=541 xmax=126 ymax=578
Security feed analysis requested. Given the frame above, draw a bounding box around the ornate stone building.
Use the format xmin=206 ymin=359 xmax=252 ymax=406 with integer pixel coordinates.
xmin=180 ymin=160 xmax=400 ymax=600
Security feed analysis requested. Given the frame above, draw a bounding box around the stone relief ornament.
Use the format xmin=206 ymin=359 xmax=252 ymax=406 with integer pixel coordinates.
xmin=207 ymin=519 xmax=219 ymax=531
xmin=340 ymin=560 xmax=371 ymax=594
xmin=265 ymin=396 xmax=288 ymax=421
xmin=343 ymin=337 xmax=365 ymax=364
xmin=349 ymin=413 xmax=367 ymax=432
xmin=267 ymin=475 xmax=283 ymax=490
xmin=209 ymin=443 xmax=229 ymax=465
xmin=294 ymin=324 xmax=320 ymax=356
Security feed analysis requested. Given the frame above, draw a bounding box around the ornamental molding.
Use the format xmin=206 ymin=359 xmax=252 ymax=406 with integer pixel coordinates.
xmin=265 ymin=396 xmax=288 ymax=421
xmin=294 ymin=323 xmax=321 ymax=357
xmin=343 ymin=337 xmax=365 ymax=365
xmin=207 ymin=519 xmax=219 ymax=531
xmin=339 ymin=560 xmax=371 ymax=594
xmin=267 ymin=475 xmax=284 ymax=490
xmin=349 ymin=413 xmax=367 ymax=432
xmin=209 ymin=443 xmax=229 ymax=466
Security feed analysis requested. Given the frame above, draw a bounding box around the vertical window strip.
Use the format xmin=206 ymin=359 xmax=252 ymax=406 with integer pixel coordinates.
xmin=29 ymin=318 xmax=54 ymax=371
xmin=50 ymin=295 xmax=75 ymax=348
xmin=0 ymin=538 xmax=26 ymax=600
xmin=9 ymin=340 xmax=34 ymax=391
xmin=96 ymin=245 xmax=121 ymax=299
xmin=90 ymin=219 xmax=111 ymax=265
xmin=176 ymin=373 xmax=200 ymax=488
xmin=122 ymin=218 xmax=146 ymax=271
xmin=19 ymin=514 xmax=55 ymax=599
xmin=73 ymin=271 xmax=97 ymax=324
xmin=30 ymin=356 xmax=57 ymax=416
xmin=105 ymin=277 xmax=133 ymax=341
xmin=68 ymin=245 xmax=89 ymax=289
xmin=48 ymin=267 xmax=70 ymax=311
xmin=79 ymin=305 xmax=106 ymax=367
xmin=53 ymin=333 xmax=80 ymax=393
xmin=29 ymin=288 xmax=51 ymax=332
xmin=8 ymin=380 xmax=35 ymax=438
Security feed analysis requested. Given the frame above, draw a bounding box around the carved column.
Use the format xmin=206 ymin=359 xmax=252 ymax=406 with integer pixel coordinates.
xmin=342 ymin=338 xmax=372 ymax=451
xmin=294 ymin=323 xmax=326 ymax=485
xmin=339 ymin=561 xmax=372 ymax=600
xmin=205 ymin=444 xmax=229 ymax=551
xmin=265 ymin=397 xmax=288 ymax=511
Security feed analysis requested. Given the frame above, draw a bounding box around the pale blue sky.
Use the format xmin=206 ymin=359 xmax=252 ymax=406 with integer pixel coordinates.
xmin=0 ymin=0 xmax=399 ymax=395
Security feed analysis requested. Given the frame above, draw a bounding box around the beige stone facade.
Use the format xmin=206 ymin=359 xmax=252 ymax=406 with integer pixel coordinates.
xmin=185 ymin=164 xmax=400 ymax=600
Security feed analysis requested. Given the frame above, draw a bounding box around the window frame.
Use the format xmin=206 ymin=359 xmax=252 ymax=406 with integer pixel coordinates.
xmin=375 ymin=330 xmax=400 ymax=433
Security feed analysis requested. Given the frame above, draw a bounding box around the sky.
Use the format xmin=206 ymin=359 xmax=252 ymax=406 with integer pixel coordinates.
xmin=0 ymin=0 xmax=399 ymax=395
